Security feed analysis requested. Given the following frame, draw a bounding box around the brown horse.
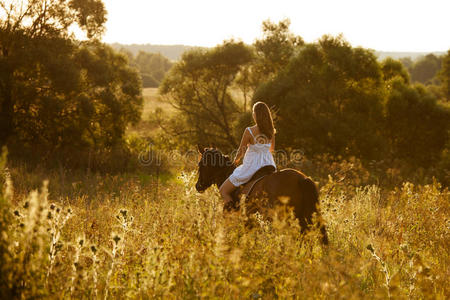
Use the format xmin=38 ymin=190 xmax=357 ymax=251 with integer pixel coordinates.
xmin=195 ymin=147 xmax=328 ymax=244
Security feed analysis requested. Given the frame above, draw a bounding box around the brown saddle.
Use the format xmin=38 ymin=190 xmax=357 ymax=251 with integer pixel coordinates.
xmin=225 ymin=165 xmax=276 ymax=211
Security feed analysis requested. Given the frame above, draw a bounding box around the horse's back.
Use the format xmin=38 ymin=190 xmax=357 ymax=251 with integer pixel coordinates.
xmin=257 ymin=168 xmax=309 ymax=195
xmin=252 ymin=168 xmax=319 ymax=218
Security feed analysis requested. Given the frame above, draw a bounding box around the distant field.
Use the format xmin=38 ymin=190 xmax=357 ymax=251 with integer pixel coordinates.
xmin=126 ymin=88 xmax=176 ymax=137
xmin=141 ymin=88 xmax=176 ymax=120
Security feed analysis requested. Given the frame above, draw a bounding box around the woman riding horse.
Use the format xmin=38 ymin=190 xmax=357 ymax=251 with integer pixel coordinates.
xmin=196 ymin=102 xmax=328 ymax=244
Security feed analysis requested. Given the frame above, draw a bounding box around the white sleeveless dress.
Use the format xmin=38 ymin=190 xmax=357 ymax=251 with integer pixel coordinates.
xmin=228 ymin=127 xmax=276 ymax=187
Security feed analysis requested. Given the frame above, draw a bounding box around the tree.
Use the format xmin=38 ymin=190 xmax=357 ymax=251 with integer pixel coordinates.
xmin=438 ymin=50 xmax=450 ymax=101
xmin=160 ymin=40 xmax=253 ymax=149
xmin=255 ymin=35 xmax=385 ymax=159
xmin=0 ymin=1 xmax=143 ymax=165
xmin=234 ymin=19 xmax=303 ymax=112
xmin=399 ymin=57 xmax=414 ymax=71
xmin=0 ymin=0 xmax=106 ymax=147
xmin=134 ymin=51 xmax=172 ymax=88
xmin=384 ymin=78 xmax=449 ymax=167
xmin=410 ymin=54 xmax=442 ymax=85
xmin=7 ymin=41 xmax=142 ymax=161
xmin=253 ymin=19 xmax=303 ymax=80
xmin=381 ymin=57 xmax=410 ymax=84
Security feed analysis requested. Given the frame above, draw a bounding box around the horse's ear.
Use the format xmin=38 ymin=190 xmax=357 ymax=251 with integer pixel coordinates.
xmin=197 ymin=144 xmax=205 ymax=154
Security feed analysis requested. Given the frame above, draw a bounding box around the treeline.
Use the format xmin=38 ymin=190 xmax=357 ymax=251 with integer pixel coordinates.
xmin=0 ymin=0 xmax=143 ymax=170
xmin=158 ymin=20 xmax=450 ymax=184
xmin=120 ymin=50 xmax=173 ymax=88
xmin=110 ymin=43 xmax=200 ymax=61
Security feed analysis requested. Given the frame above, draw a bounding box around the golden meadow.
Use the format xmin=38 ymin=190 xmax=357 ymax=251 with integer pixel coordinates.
xmin=1 ymin=149 xmax=448 ymax=299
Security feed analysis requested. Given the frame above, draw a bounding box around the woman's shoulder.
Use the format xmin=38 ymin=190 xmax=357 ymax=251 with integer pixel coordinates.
xmin=249 ymin=125 xmax=259 ymax=134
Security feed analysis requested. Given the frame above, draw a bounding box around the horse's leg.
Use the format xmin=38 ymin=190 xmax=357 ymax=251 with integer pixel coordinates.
xmin=297 ymin=177 xmax=329 ymax=245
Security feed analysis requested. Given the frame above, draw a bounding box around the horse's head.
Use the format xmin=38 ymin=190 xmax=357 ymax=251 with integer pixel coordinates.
xmin=195 ymin=145 xmax=234 ymax=193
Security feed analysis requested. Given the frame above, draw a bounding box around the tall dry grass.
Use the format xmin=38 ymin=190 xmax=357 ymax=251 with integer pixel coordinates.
xmin=1 ymin=155 xmax=449 ymax=299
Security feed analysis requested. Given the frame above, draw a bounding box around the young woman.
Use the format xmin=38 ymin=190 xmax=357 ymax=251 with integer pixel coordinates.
xmin=219 ymin=101 xmax=276 ymax=205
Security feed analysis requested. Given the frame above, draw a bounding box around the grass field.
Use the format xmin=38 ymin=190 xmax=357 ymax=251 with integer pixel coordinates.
xmin=127 ymin=88 xmax=177 ymax=137
xmin=1 ymin=164 xmax=449 ymax=298
xmin=141 ymin=88 xmax=177 ymax=120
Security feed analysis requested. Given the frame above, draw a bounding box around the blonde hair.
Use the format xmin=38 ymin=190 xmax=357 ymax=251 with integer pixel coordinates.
xmin=253 ymin=102 xmax=275 ymax=140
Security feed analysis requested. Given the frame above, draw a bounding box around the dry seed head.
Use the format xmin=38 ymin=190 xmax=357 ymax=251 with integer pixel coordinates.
xmin=50 ymin=203 xmax=56 ymax=210
xmin=13 ymin=210 xmax=20 ymax=217
xmin=23 ymin=201 xmax=29 ymax=209
xmin=90 ymin=245 xmax=97 ymax=254
xmin=366 ymin=244 xmax=374 ymax=253
xmin=47 ymin=212 xmax=53 ymax=220
xmin=78 ymin=238 xmax=84 ymax=247
xmin=112 ymin=234 xmax=121 ymax=244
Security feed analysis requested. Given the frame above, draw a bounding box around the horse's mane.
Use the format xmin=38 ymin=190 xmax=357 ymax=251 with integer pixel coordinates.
xmin=202 ymin=148 xmax=232 ymax=167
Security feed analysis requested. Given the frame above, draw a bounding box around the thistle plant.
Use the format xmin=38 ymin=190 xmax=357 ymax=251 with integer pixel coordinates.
xmin=46 ymin=205 xmax=73 ymax=282
xmin=104 ymin=232 xmax=121 ymax=300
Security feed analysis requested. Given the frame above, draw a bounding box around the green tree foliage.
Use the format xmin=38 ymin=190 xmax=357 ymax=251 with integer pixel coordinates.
xmin=410 ymin=54 xmax=442 ymax=85
xmin=0 ymin=1 xmax=143 ymax=163
xmin=255 ymin=35 xmax=385 ymax=159
xmin=135 ymin=51 xmax=172 ymax=88
xmin=160 ymin=40 xmax=253 ymax=149
xmin=235 ymin=19 xmax=303 ymax=112
xmin=381 ymin=57 xmax=410 ymax=84
xmin=399 ymin=57 xmax=414 ymax=70
xmin=384 ymin=78 xmax=449 ymax=167
xmin=253 ymin=19 xmax=304 ymax=81
xmin=438 ymin=50 xmax=450 ymax=101
xmin=7 ymin=41 xmax=142 ymax=160
xmin=0 ymin=0 xmax=104 ymax=146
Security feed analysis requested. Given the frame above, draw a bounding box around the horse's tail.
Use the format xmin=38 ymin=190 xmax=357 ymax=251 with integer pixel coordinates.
xmin=299 ymin=177 xmax=329 ymax=245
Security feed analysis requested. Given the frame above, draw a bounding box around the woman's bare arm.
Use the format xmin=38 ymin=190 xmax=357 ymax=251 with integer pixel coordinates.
xmin=234 ymin=129 xmax=250 ymax=164
xmin=270 ymin=134 xmax=275 ymax=153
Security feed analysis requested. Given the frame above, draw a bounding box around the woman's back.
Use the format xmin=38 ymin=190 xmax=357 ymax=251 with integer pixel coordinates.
xmin=247 ymin=126 xmax=272 ymax=146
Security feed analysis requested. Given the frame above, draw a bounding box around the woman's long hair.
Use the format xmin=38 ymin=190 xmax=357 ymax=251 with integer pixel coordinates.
xmin=253 ymin=102 xmax=275 ymax=141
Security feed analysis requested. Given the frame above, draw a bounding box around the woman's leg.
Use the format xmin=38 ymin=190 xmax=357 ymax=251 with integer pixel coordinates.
xmin=219 ymin=179 xmax=236 ymax=206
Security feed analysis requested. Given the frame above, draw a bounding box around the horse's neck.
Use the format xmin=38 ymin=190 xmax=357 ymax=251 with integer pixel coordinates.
xmin=216 ymin=164 xmax=235 ymax=187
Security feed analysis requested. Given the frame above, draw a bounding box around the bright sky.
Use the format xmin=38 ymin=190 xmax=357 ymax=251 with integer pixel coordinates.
xmin=102 ymin=0 xmax=450 ymax=52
